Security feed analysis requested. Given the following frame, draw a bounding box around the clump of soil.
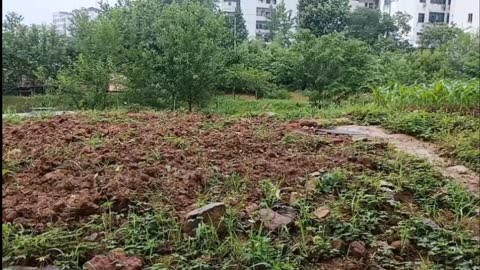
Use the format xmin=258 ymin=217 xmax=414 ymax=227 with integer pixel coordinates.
xmin=2 ymin=113 xmax=364 ymax=228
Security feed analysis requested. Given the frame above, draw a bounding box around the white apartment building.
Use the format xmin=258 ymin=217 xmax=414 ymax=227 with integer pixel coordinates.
xmin=377 ymin=0 xmax=479 ymax=45
xmin=52 ymin=7 xmax=99 ymax=36
xmin=218 ymin=0 xmax=298 ymax=39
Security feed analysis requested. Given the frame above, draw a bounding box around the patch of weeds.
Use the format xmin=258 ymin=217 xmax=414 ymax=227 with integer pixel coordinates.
xmin=316 ymin=169 xmax=348 ymax=194
xmin=399 ymin=218 xmax=480 ymax=268
xmin=253 ymin=124 xmax=274 ymax=141
xmin=224 ymin=172 xmax=246 ymax=193
xmin=164 ymin=136 xmax=189 ymax=149
xmin=84 ymin=134 xmax=105 ymax=148
xmin=145 ymin=150 xmax=163 ymax=164
xmin=281 ymin=133 xmax=327 ymax=151
xmin=2 ymin=223 xmax=98 ymax=268
xmin=260 ymin=179 xmax=282 ymax=208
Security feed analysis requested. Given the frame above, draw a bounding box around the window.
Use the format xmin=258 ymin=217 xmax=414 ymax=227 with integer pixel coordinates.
xmin=446 ymin=13 xmax=449 ymax=23
xmin=429 ymin=12 xmax=445 ymax=23
xmin=273 ymin=0 xmax=277 ymax=4
xmin=266 ymin=0 xmax=271 ymax=3
xmin=420 ymin=0 xmax=426 ymax=2
xmin=257 ymin=7 xmax=271 ymax=16
xmin=228 ymin=1 xmax=231 ymax=5
xmin=364 ymin=2 xmax=368 ymax=7
xmin=368 ymin=2 xmax=374 ymax=8
xmin=468 ymin=13 xmax=473 ymax=23
xmin=418 ymin=13 xmax=425 ymax=23
xmin=256 ymin=20 xmax=269 ymax=30
xmin=417 ymin=32 xmax=423 ymax=36
xmin=430 ymin=0 xmax=446 ymax=4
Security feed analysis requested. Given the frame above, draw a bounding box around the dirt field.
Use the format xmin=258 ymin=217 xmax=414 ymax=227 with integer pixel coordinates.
xmin=3 ymin=112 xmax=479 ymax=269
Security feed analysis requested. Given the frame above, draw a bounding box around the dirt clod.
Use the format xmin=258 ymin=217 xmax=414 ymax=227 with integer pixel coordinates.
xmin=313 ymin=206 xmax=330 ymax=220
xmin=349 ymin=241 xmax=366 ymax=257
xmin=183 ymin=202 xmax=226 ymax=235
xmin=84 ymin=249 xmax=143 ymax=270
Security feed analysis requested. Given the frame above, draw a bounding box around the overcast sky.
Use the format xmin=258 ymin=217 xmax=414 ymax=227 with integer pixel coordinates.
xmin=2 ymin=0 xmax=107 ymax=25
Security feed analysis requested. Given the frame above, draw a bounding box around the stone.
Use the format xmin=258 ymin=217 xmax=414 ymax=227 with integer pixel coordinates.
xmin=259 ymin=207 xmax=296 ymax=231
xmin=313 ymin=206 xmax=330 ymax=220
xmin=349 ymin=241 xmax=366 ymax=257
xmin=446 ymin=165 xmax=469 ymax=175
xmin=84 ymin=249 xmax=143 ymax=270
xmin=422 ymin=217 xmax=440 ymax=230
xmin=183 ymin=202 xmax=226 ymax=235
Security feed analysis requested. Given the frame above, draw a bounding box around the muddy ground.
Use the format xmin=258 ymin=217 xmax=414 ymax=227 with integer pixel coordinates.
xmin=3 ymin=113 xmax=374 ymax=229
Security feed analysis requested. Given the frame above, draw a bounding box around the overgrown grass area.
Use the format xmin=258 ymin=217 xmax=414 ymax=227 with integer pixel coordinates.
xmin=3 ymin=142 xmax=479 ymax=269
xmin=373 ymin=80 xmax=479 ymax=114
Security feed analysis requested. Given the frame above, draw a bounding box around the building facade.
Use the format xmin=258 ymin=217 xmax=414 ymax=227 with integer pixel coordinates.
xmin=377 ymin=0 xmax=479 ymax=45
xmin=219 ymin=0 xmax=479 ymax=43
xmin=52 ymin=7 xmax=99 ymax=36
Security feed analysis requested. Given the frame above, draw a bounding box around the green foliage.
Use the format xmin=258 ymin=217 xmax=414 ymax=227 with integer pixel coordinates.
xmin=300 ymin=33 xmax=374 ymax=104
xmin=297 ymin=0 xmax=350 ymax=37
xmin=346 ymin=8 xmax=411 ymax=50
xmin=267 ymin=1 xmax=295 ymax=45
xmin=225 ymin=5 xmax=248 ymax=47
xmin=224 ymin=66 xmax=276 ymax=99
xmin=2 ymin=12 xmax=73 ymax=92
xmin=419 ymin=24 xmax=463 ymax=49
xmin=373 ymin=79 xmax=480 ymax=113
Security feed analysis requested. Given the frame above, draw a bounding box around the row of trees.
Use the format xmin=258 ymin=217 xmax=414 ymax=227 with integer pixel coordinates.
xmin=2 ymin=0 xmax=479 ymax=110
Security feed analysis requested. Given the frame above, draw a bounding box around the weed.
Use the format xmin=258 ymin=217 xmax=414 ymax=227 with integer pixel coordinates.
xmin=85 ymin=134 xmax=105 ymax=148
xmin=164 ymin=136 xmax=189 ymax=149
xmin=260 ymin=179 xmax=282 ymax=208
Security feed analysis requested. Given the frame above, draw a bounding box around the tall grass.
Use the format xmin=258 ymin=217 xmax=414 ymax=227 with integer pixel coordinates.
xmin=373 ymin=80 xmax=479 ymax=114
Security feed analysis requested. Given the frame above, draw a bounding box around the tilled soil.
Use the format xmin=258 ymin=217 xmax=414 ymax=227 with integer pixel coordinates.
xmin=2 ymin=113 xmax=371 ymax=228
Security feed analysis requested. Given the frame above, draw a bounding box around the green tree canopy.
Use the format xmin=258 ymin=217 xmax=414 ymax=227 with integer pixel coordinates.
xmin=419 ymin=23 xmax=463 ymax=49
xmin=297 ymin=0 xmax=350 ymax=37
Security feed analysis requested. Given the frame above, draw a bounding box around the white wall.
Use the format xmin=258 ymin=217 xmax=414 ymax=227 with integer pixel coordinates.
xmin=450 ymin=0 xmax=479 ymax=33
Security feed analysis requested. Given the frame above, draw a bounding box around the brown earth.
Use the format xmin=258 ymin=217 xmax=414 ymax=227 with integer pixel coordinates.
xmin=2 ymin=113 xmax=377 ymax=228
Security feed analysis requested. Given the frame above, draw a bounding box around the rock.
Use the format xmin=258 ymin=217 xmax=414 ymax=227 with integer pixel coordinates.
xmin=349 ymin=241 xmax=366 ymax=257
xmin=422 ymin=217 xmax=440 ymax=230
xmin=390 ymin=240 xmax=409 ymax=252
xmin=289 ymin=192 xmax=300 ymax=205
xmin=446 ymin=165 xmax=469 ymax=175
xmin=379 ymin=180 xmax=395 ymax=188
xmin=309 ymin=171 xmax=322 ymax=177
xmin=331 ymin=239 xmax=346 ymax=250
xmin=183 ymin=202 xmax=226 ymax=235
xmin=84 ymin=249 xmax=143 ymax=270
xmin=299 ymin=119 xmax=319 ymax=128
xmin=313 ymin=206 xmax=330 ymax=220
xmin=259 ymin=207 xmax=296 ymax=231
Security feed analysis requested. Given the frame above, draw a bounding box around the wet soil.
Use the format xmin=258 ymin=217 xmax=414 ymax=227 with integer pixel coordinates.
xmin=3 ymin=113 xmax=370 ymax=228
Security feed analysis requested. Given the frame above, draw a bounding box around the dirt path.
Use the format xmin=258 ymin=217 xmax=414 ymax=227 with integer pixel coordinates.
xmin=318 ymin=125 xmax=479 ymax=193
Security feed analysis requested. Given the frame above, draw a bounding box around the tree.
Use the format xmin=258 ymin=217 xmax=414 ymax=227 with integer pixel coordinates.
xmin=419 ymin=23 xmax=463 ymax=49
xmin=154 ymin=2 xmax=227 ymax=111
xmin=225 ymin=4 xmax=248 ymax=48
xmin=300 ymin=33 xmax=374 ymax=104
xmin=2 ymin=12 xmax=72 ymax=93
xmin=267 ymin=1 xmax=294 ymax=45
xmin=346 ymin=8 xmax=411 ymax=50
xmin=297 ymin=0 xmax=350 ymax=37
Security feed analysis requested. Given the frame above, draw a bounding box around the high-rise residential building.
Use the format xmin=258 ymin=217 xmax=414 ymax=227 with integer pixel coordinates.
xmin=52 ymin=7 xmax=100 ymax=36
xmin=377 ymin=0 xmax=479 ymax=45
